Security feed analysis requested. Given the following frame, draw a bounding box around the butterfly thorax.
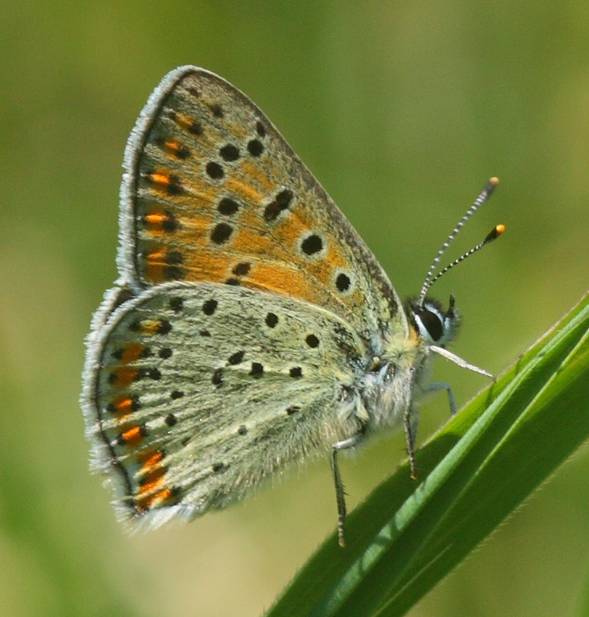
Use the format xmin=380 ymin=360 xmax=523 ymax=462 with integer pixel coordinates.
xmin=356 ymin=340 xmax=419 ymax=432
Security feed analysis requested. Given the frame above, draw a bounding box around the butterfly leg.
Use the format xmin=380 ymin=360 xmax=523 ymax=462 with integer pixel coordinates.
xmin=421 ymin=381 xmax=457 ymax=416
xmin=403 ymin=406 xmax=419 ymax=480
xmin=331 ymin=434 xmax=363 ymax=548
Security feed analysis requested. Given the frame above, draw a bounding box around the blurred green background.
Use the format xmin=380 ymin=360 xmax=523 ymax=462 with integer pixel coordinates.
xmin=1 ymin=2 xmax=588 ymax=616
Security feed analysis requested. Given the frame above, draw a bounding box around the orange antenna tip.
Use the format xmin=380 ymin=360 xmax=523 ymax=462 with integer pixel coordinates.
xmin=489 ymin=177 xmax=500 ymax=186
xmin=484 ymin=223 xmax=506 ymax=244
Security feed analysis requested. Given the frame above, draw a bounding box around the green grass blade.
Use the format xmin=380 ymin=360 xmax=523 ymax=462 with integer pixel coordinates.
xmin=267 ymin=291 xmax=589 ymax=617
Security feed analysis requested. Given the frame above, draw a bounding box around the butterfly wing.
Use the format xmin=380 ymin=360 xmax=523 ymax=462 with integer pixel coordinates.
xmin=82 ymin=282 xmax=367 ymax=527
xmin=82 ymin=67 xmax=410 ymax=528
xmin=117 ymin=66 xmax=407 ymax=345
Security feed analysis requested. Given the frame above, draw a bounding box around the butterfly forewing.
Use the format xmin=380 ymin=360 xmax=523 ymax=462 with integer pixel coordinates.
xmin=84 ymin=281 xmax=367 ymax=527
xmin=119 ymin=66 xmax=406 ymax=345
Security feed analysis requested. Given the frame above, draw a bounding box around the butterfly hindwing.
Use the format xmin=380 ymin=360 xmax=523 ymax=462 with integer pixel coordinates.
xmin=82 ymin=281 xmax=368 ymax=527
xmin=118 ymin=66 xmax=407 ymax=345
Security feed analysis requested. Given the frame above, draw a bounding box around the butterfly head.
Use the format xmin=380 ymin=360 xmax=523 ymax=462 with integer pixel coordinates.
xmin=407 ymin=294 xmax=459 ymax=347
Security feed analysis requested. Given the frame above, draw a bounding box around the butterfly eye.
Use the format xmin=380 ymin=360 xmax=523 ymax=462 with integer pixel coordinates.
xmin=409 ymin=300 xmax=453 ymax=344
xmin=419 ymin=308 xmax=444 ymax=341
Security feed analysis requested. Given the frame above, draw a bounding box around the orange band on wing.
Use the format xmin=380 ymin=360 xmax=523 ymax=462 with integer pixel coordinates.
xmin=240 ymin=160 xmax=275 ymax=192
xmin=109 ymin=367 xmax=139 ymax=388
xmin=120 ymin=425 xmax=143 ymax=445
xmin=136 ymin=487 xmax=176 ymax=512
xmin=139 ymin=450 xmax=164 ymax=472
xmin=225 ymin=177 xmax=263 ymax=205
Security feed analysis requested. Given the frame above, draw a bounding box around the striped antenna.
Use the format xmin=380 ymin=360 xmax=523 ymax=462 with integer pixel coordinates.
xmin=417 ymin=177 xmax=501 ymax=306
xmin=426 ymin=223 xmax=506 ymax=289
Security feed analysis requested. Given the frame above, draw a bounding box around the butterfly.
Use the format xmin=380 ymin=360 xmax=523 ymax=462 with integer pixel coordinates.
xmin=81 ymin=66 xmax=505 ymax=546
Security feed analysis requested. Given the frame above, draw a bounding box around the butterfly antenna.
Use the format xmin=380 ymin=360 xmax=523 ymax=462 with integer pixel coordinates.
xmin=417 ymin=177 xmax=502 ymax=306
xmin=427 ymin=222 xmax=506 ymax=291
